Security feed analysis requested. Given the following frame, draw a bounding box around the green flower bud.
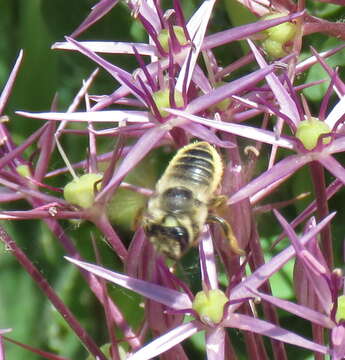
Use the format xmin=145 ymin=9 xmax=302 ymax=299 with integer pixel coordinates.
xmin=16 ymin=164 xmax=31 ymax=177
xmin=152 ymin=88 xmax=184 ymax=117
xmin=261 ymin=39 xmax=285 ymax=59
xmin=158 ymin=26 xmax=187 ymax=53
xmin=295 ymin=117 xmax=331 ymax=150
xmin=192 ymin=289 xmax=228 ymax=325
xmin=336 ymin=295 xmax=345 ymax=323
xmin=261 ymin=13 xmax=297 ymax=58
xmin=63 ymin=173 xmax=102 ymax=209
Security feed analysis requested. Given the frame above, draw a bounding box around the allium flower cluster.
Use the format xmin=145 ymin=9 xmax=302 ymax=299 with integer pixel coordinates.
xmin=0 ymin=0 xmax=344 ymax=359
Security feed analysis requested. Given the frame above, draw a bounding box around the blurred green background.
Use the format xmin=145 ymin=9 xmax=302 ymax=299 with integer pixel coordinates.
xmin=0 ymin=0 xmax=344 ymax=359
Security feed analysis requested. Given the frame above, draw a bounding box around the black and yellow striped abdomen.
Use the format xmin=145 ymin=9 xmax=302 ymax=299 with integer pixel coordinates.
xmin=156 ymin=142 xmax=223 ymax=199
xmin=171 ymin=146 xmax=214 ymax=186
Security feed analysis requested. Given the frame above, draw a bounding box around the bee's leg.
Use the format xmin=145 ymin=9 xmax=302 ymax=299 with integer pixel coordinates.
xmin=207 ymin=214 xmax=245 ymax=255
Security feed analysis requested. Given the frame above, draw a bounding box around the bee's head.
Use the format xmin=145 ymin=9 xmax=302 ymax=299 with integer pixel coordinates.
xmin=143 ymin=215 xmax=191 ymax=260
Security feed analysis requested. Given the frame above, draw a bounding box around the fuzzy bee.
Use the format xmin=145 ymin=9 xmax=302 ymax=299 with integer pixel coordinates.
xmin=142 ymin=141 xmax=244 ymax=260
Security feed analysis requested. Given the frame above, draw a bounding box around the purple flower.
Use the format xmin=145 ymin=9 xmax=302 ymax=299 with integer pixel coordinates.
xmin=165 ymin=42 xmax=345 ymax=206
xmin=66 ymin=211 xmax=334 ymax=359
xmin=247 ymin=211 xmax=345 ymax=359
xmin=1 ymin=1 xmax=344 ymax=359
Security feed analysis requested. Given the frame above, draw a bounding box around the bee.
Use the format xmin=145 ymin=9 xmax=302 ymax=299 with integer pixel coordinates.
xmin=142 ymin=141 xmax=244 ymax=260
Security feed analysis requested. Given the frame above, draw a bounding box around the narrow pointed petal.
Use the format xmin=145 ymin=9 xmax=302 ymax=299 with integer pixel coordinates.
xmin=1 ymin=335 xmax=70 ymax=360
xmin=229 ymin=153 xmax=312 ymax=204
xmin=186 ymin=66 xmax=275 ymax=114
xmin=131 ymin=0 xmax=162 ymax=34
xmin=128 ymin=321 xmax=202 ymax=360
xmin=177 ymin=0 xmax=216 ymax=91
xmin=16 ymin=110 xmax=149 ymax=123
xmin=230 ymin=213 xmax=336 ymax=301
xmin=65 ymin=37 xmax=148 ymax=103
xmin=0 ymin=124 xmax=48 ymax=169
xmin=65 ymin=257 xmax=192 ymax=309
xmin=70 ymin=0 xmax=119 ymax=37
xmin=249 ymin=289 xmax=335 ymax=329
xmin=65 ymin=38 xmax=131 ymax=84
xmin=317 ymin=156 xmax=345 ymax=186
xmin=296 ymin=44 xmax=345 ymax=78
xmin=199 ymin=227 xmax=218 ymax=290
xmin=191 ymin=65 xmax=213 ymax=93
xmin=179 ymin=122 xmax=234 ymax=148
xmin=167 ymin=108 xmax=294 ymax=149
xmin=97 ymin=125 xmax=167 ymax=200
xmin=325 ymin=94 xmax=345 ymax=129
xmin=224 ymin=314 xmax=329 ymax=355
xmin=248 ymin=40 xmax=300 ymax=128
xmin=309 ymin=47 xmax=345 ymax=97
xmin=274 ymin=210 xmax=332 ymax=313
xmin=206 ymin=327 xmax=225 ymax=360
xmin=325 ymin=137 xmax=345 ymax=155
xmin=202 ymin=12 xmax=304 ymax=50
xmin=52 ymin=41 xmax=157 ymax=57
xmin=0 ymin=50 xmax=24 ymax=114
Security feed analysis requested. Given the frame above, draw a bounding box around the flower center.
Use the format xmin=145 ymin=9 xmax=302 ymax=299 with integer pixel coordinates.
xmin=295 ymin=117 xmax=331 ymax=150
xmin=192 ymin=289 xmax=228 ymax=325
xmin=152 ymin=88 xmax=184 ymax=117
xmin=64 ymin=173 xmax=103 ymax=209
xmin=158 ymin=26 xmax=188 ymax=53
xmin=261 ymin=12 xmax=297 ymax=58
xmin=16 ymin=164 xmax=31 ymax=177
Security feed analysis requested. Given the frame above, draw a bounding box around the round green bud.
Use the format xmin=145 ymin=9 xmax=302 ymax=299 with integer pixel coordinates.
xmin=336 ymin=295 xmax=345 ymax=323
xmin=192 ymin=289 xmax=228 ymax=325
xmin=295 ymin=117 xmax=331 ymax=150
xmin=262 ymin=13 xmax=297 ymax=42
xmin=152 ymin=88 xmax=184 ymax=117
xmin=261 ymin=39 xmax=285 ymax=59
xmin=261 ymin=13 xmax=297 ymax=58
xmin=63 ymin=173 xmax=102 ymax=209
xmin=16 ymin=164 xmax=31 ymax=178
xmin=158 ymin=26 xmax=188 ymax=53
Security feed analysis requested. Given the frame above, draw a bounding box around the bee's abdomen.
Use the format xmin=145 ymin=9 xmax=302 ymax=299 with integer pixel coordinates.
xmin=170 ymin=144 xmax=215 ymax=186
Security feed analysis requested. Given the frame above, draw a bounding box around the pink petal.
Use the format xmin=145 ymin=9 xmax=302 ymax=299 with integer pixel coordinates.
xmin=249 ymin=288 xmax=335 ymax=329
xmin=230 ymin=212 xmax=336 ymax=301
xmin=128 ymin=321 xmax=202 ymax=360
xmin=229 ymin=153 xmax=311 ymax=204
xmin=202 ymin=11 xmax=304 ymax=50
xmin=167 ymin=109 xmax=294 ymax=149
xmin=70 ymin=0 xmax=119 ymax=37
xmin=206 ymin=327 xmax=226 ymax=360
xmin=52 ymin=41 xmax=157 ymax=57
xmin=0 ymin=50 xmax=23 ymax=114
xmin=248 ymin=39 xmax=300 ymax=128
xmin=97 ymin=125 xmax=168 ymax=200
xmin=16 ymin=110 xmax=149 ymax=123
xmin=318 ymin=155 xmax=345 ymax=186
xmin=224 ymin=314 xmax=329 ymax=354
xmin=66 ymin=257 xmax=192 ymax=309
